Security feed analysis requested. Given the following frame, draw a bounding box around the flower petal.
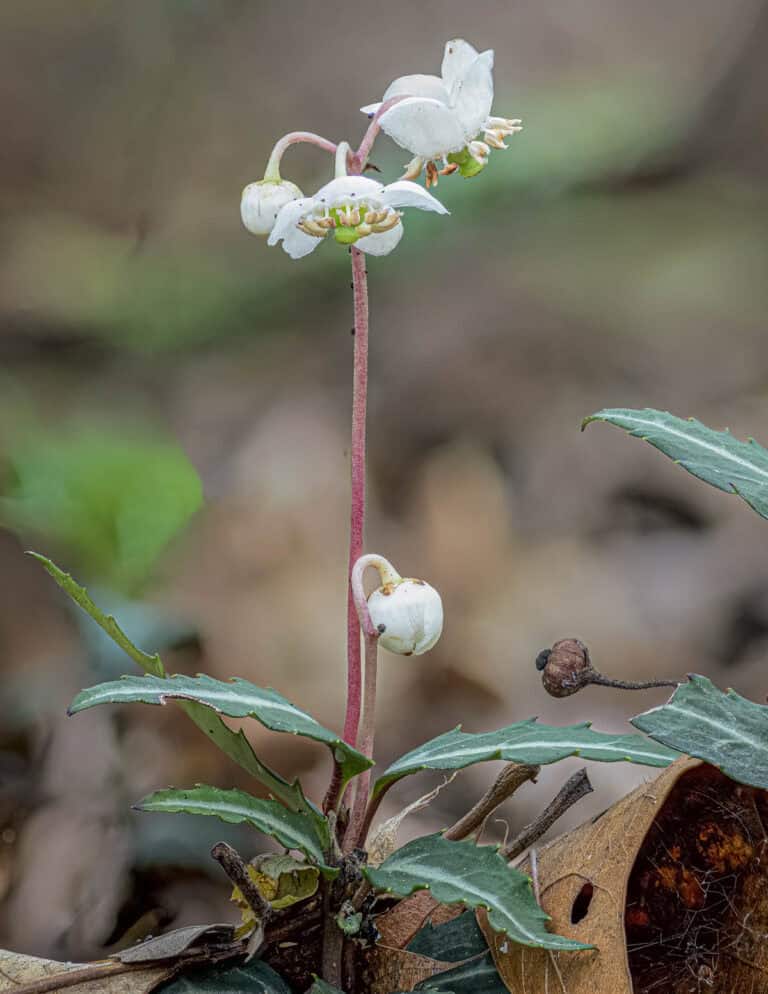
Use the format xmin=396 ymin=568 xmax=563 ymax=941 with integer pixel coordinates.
xmin=281 ymin=226 xmax=323 ymax=259
xmin=313 ymin=175 xmax=386 ymax=207
xmin=361 ymin=74 xmax=450 ymax=117
xmin=382 ymin=73 xmax=451 ymax=104
xmin=268 ymin=197 xmax=313 ymax=244
xmin=451 ymin=49 xmax=494 ymax=139
xmin=380 ymin=181 xmax=449 ymax=214
xmin=378 ymin=97 xmax=466 ymax=158
xmin=441 ymin=39 xmax=480 ymax=92
xmin=268 ymin=197 xmax=321 ymax=259
xmin=356 ymin=222 xmax=404 ymax=256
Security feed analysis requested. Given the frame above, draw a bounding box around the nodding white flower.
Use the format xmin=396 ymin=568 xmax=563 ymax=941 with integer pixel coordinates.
xmin=267 ymin=174 xmax=448 ymax=260
xmin=241 ymin=179 xmax=304 ymax=236
xmin=367 ymin=577 xmax=444 ymax=656
xmin=361 ymin=38 xmax=522 ymax=186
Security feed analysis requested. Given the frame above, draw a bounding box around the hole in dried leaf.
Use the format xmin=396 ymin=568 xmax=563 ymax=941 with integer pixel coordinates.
xmin=625 ymin=765 xmax=768 ymax=994
xmin=570 ymin=882 xmax=593 ymax=924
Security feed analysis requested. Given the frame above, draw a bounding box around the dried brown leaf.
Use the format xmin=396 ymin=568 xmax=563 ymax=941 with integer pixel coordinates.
xmin=364 ymin=946 xmax=451 ymax=994
xmin=114 ymin=924 xmax=234 ymax=963
xmin=479 ymin=755 xmax=768 ymax=994
xmin=0 ymin=949 xmax=170 ymax=994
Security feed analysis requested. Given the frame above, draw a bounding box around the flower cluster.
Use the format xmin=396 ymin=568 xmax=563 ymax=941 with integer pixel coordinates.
xmin=241 ymin=37 xmax=521 ymax=258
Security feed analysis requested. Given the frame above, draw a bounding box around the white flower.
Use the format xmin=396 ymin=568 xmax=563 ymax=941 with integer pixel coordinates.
xmin=241 ymin=179 xmax=304 ymax=236
xmin=361 ymin=38 xmax=521 ymax=185
xmin=267 ymin=174 xmax=448 ymax=260
xmin=367 ymin=577 xmax=444 ymax=656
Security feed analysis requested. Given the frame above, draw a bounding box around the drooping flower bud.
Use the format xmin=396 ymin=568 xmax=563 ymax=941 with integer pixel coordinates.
xmin=241 ymin=179 xmax=303 ymax=236
xmin=367 ymin=576 xmax=443 ymax=656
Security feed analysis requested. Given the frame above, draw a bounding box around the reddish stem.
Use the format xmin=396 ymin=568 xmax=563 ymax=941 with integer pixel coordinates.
xmin=342 ymin=246 xmax=369 ymax=748
xmin=344 ymin=632 xmax=378 ymax=851
xmin=264 ymin=131 xmax=339 ymax=179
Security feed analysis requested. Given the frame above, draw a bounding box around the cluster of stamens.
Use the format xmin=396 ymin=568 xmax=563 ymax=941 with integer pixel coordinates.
xmin=298 ymin=205 xmax=401 ymax=239
xmin=468 ymin=141 xmax=490 ymax=165
xmin=401 ymin=116 xmax=523 ymax=187
xmin=425 ymin=160 xmax=458 ymax=188
xmin=483 ymin=116 xmax=523 ymax=150
xmin=401 ymin=157 xmax=460 ymax=187
xmin=297 ymin=215 xmax=335 ymax=236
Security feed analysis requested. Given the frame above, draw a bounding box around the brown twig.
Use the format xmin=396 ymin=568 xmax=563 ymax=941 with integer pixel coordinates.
xmin=1 ymin=961 xmax=168 ymax=994
xmin=6 ymin=888 xmax=325 ymax=994
xmin=211 ymin=842 xmax=272 ymax=925
xmin=444 ymin=763 xmax=539 ymax=842
xmin=350 ymin=877 xmax=372 ymax=913
xmin=321 ymin=878 xmax=344 ymax=987
xmin=501 ymin=769 xmax=593 ymax=861
xmin=4 ymin=946 xmax=243 ymax=994
xmin=264 ymin=901 xmax=322 ymax=946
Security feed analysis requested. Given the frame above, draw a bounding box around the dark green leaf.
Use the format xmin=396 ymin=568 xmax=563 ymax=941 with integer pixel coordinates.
xmin=407 ymin=911 xmax=488 ymax=963
xmin=415 ymin=953 xmax=505 ymax=993
xmin=136 ymin=786 xmax=335 ymax=873
xmin=583 ymin=408 xmax=768 ymax=520
xmin=374 ymin=720 xmax=677 ymax=797
xmin=32 ymin=554 xmax=165 ymax=676
xmin=365 ymin=834 xmax=591 ymax=951
xmin=70 ymin=671 xmax=371 ymax=784
xmin=180 ymin=700 xmax=315 ymax=817
xmin=632 ymin=674 xmax=768 ymax=788
xmin=158 ymin=960 xmax=291 ymax=993
xmin=35 ymin=555 xmax=317 ymax=820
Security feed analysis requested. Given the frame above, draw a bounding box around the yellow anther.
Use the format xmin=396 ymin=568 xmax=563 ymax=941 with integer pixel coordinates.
xmin=298 ymin=219 xmax=327 ymax=238
xmin=365 ymin=209 xmax=386 ymax=225
xmin=402 ymin=156 xmax=424 ymax=181
xmin=469 ymin=140 xmax=490 ymax=163
xmin=371 ymin=212 xmax=400 ymax=233
xmin=484 ymin=132 xmax=507 ymax=150
xmin=487 ymin=116 xmax=522 ymax=133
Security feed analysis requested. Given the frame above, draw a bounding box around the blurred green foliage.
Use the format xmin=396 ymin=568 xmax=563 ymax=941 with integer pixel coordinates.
xmin=1 ymin=425 xmax=202 ymax=592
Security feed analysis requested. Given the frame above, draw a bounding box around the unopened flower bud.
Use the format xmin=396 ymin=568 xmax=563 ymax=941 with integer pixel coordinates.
xmin=367 ymin=577 xmax=443 ymax=656
xmin=241 ymin=179 xmax=303 ymax=236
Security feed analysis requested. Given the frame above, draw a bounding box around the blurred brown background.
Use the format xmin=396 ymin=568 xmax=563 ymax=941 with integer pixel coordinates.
xmin=1 ymin=0 xmax=767 ymax=959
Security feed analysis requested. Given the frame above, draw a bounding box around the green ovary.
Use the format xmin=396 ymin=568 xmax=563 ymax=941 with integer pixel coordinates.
xmin=447 ymin=148 xmax=486 ymax=178
xmin=329 ymin=203 xmax=370 ymax=246
xmin=334 ymin=226 xmax=360 ymax=245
